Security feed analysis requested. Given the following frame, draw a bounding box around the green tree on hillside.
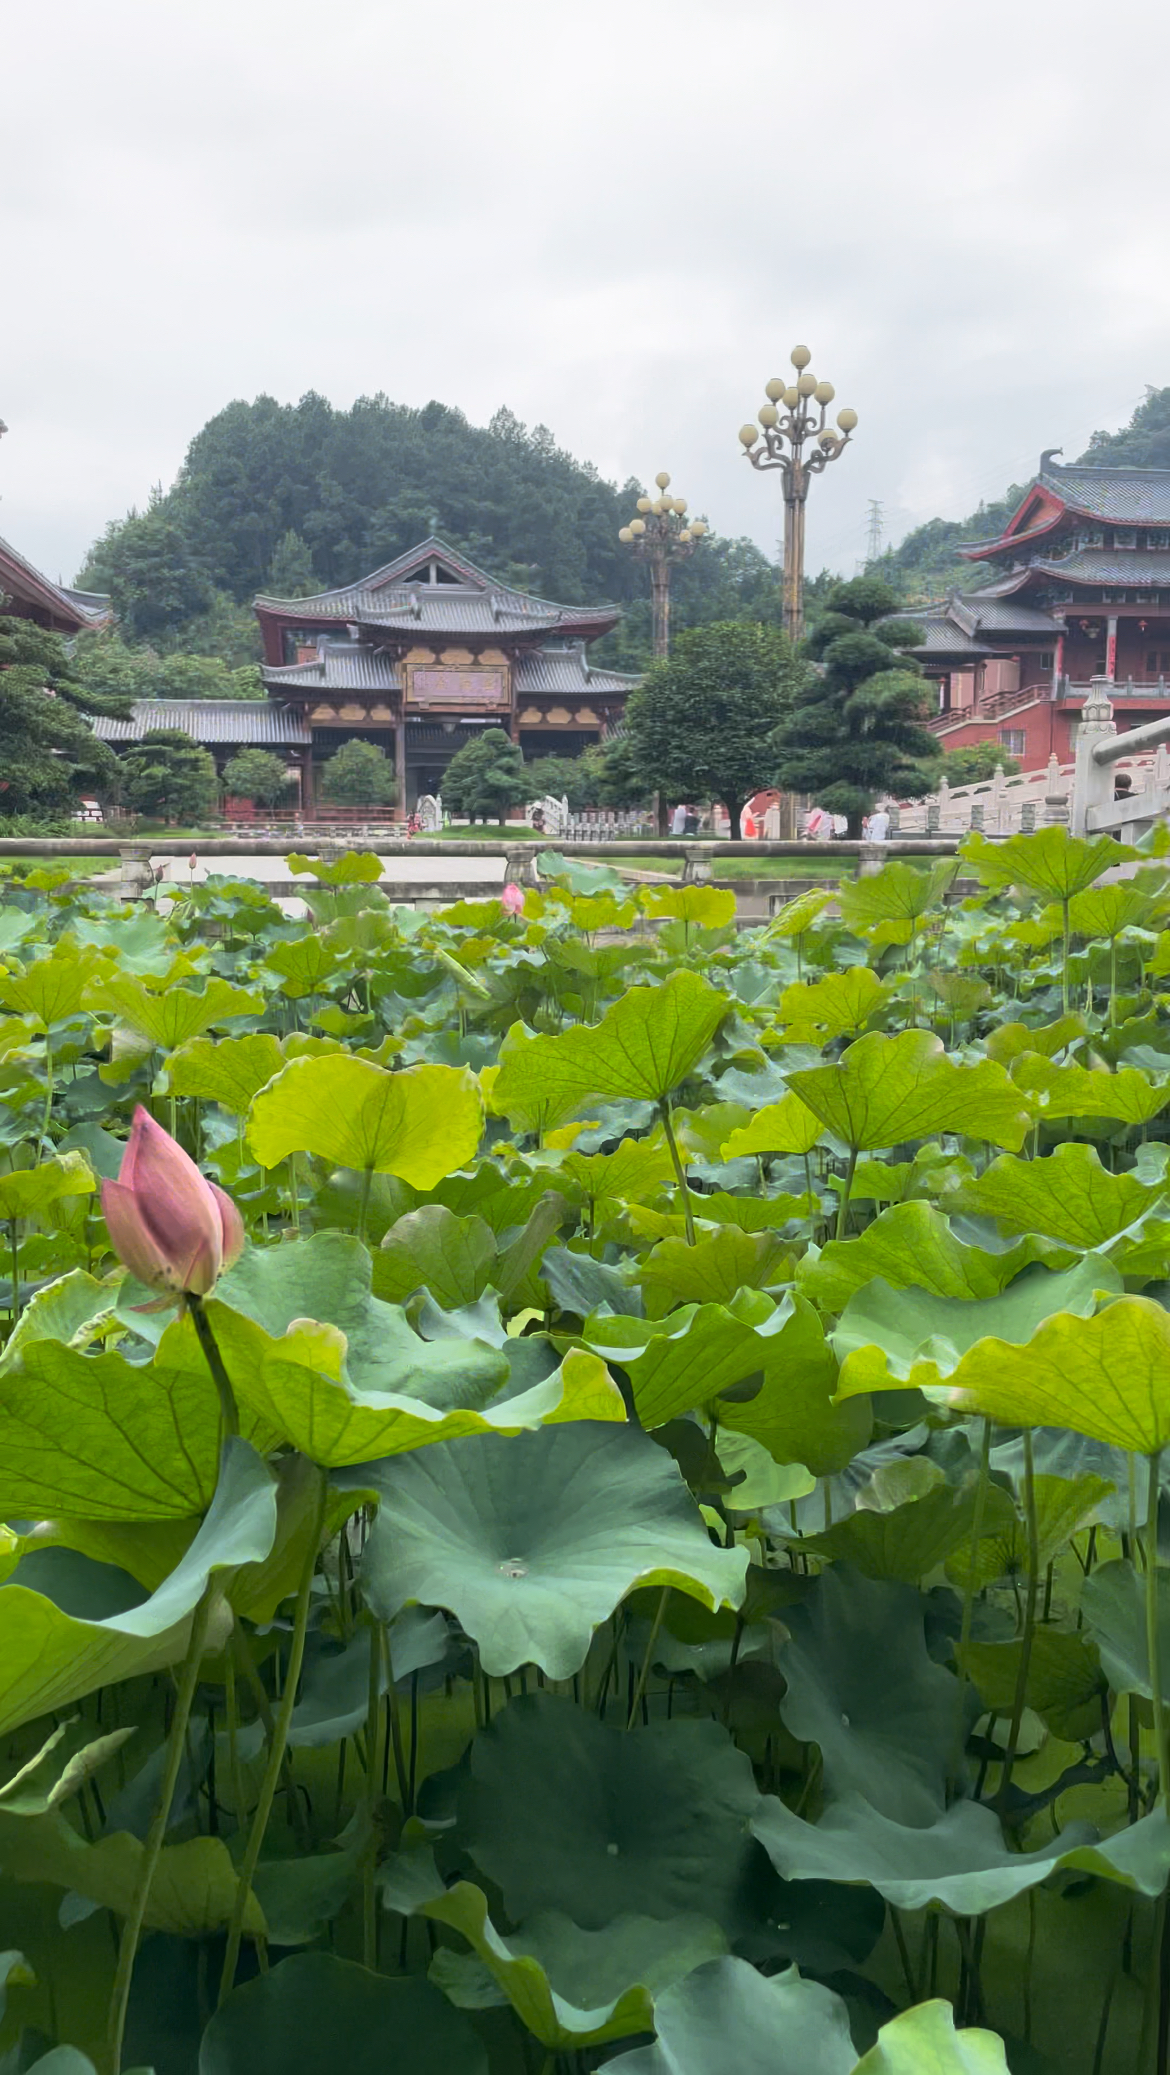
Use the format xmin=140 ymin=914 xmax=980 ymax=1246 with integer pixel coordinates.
xmin=318 ymin=739 xmax=397 ymax=808
xmin=942 ymin=742 xmax=1020 ymax=785
xmin=0 ymin=616 xmax=125 ymax=816
xmin=578 ymin=735 xmax=651 ymax=810
xmin=523 ymin=754 xmax=596 ymax=812
xmin=118 ymin=730 xmax=220 ymax=823
xmin=771 ymin=578 xmax=939 ymax=834
xmin=624 ymin=622 xmax=793 ymax=839
xmin=221 ymin=749 xmax=296 ymax=806
xmin=442 ymin=729 xmax=526 ymax=822
xmin=80 ymin=500 xmax=212 ymax=640
xmin=265 ymin=530 xmax=319 ymax=598
xmin=74 ymin=634 xmax=264 ymax=702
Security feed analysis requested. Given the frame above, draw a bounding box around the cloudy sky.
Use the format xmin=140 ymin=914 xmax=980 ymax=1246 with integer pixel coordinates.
xmin=4 ymin=0 xmax=1169 ymax=591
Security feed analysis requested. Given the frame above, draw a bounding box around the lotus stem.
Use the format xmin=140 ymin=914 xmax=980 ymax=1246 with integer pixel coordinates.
xmin=659 ymin=1101 xmax=694 ymax=1246
xmin=952 ymin=1419 xmax=992 ymax=1788
xmin=627 ymin=1586 xmax=670 ymax=1729
xmin=187 ymin=1293 xmax=240 ymax=1440
xmin=997 ymin=1429 xmax=1040 ymax=1817
xmin=218 ymin=1464 xmax=328 ymax=2006
xmin=835 ymin=1147 xmax=858 ymax=1243
xmin=107 ymin=1580 xmax=214 ymax=2074
xmin=1145 ymin=1448 xmax=1168 ymax=1807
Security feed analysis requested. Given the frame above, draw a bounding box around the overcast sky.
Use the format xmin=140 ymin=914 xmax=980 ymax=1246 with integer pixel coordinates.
xmin=4 ymin=0 xmax=1170 ymax=593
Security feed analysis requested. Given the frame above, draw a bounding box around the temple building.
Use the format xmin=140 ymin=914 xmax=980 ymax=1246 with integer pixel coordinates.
xmin=906 ymin=456 xmax=1170 ymax=769
xmin=253 ymin=537 xmax=638 ymax=810
xmin=0 ymin=533 xmax=110 ymax=635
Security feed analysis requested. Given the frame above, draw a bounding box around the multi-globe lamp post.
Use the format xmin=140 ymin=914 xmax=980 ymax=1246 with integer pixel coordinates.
xmin=738 ymin=347 xmax=858 ymax=644
xmin=618 ymin=472 xmax=707 ymax=658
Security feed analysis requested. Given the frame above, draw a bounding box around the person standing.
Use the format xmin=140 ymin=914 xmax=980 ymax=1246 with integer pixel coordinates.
xmin=867 ymin=805 xmax=890 ymax=843
xmin=670 ymin=802 xmax=687 ymax=836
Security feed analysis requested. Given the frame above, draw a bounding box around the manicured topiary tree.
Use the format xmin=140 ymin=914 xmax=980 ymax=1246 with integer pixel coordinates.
xmin=442 ymin=728 xmax=526 ymax=822
xmin=318 ymin=739 xmax=397 ymax=808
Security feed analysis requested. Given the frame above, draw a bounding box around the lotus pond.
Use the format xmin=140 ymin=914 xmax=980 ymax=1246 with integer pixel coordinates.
xmin=2 ymin=833 xmax=1170 ymax=2075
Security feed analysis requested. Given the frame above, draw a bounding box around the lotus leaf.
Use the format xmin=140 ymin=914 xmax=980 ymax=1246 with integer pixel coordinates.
xmin=247 ymin=1054 xmax=483 ymax=1184
xmin=599 ymin=1958 xmax=856 ymax=2075
xmin=198 ymin=1952 xmax=486 ymax=2074
xmin=787 ymin=1031 xmax=1030 ymax=1153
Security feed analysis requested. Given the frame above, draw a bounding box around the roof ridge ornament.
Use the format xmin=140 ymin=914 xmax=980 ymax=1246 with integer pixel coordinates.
xmin=1040 ymin=448 xmax=1064 ymax=474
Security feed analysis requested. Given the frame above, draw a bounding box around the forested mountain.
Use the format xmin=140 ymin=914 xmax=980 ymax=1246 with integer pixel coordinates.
xmin=76 ymin=393 xmax=788 ymax=670
xmin=873 ymin=383 xmax=1170 ymax=604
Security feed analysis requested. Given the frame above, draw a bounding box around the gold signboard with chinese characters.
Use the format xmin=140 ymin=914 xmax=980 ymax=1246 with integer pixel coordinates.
xmin=406 ymin=666 xmax=508 ymax=709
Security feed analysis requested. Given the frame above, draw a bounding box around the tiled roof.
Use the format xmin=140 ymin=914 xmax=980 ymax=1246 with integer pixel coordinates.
xmin=92 ymin=700 xmax=311 ymax=745
xmin=255 ymin=535 xmax=619 ymax=636
xmin=894 ymin=592 xmax=1057 ymax=658
xmin=1029 ymin=550 xmax=1170 ymax=587
xmin=262 ymin=644 xmax=640 ymax=698
xmin=0 ymin=535 xmax=111 ymax=630
xmin=906 ymin=616 xmax=991 ymax=658
xmin=1039 ymin=465 xmax=1170 ymax=524
xmin=962 ymin=595 xmax=1057 ymax=633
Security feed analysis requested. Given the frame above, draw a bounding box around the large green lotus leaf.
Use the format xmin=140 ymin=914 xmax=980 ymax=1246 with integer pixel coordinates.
xmin=85 ymin=972 xmax=264 ymax=1048
xmin=0 ymin=945 xmax=109 ymax=1029
xmin=775 ymin=967 xmax=890 ymax=1042
xmin=628 ymin=1192 xmax=814 ymax=1243
xmin=0 ymin=1152 xmax=95 ymax=1225
xmin=1068 ymin=879 xmax=1156 ymax=938
xmin=837 ymin=858 xmax=960 ymax=934
xmin=752 ymin=1791 xmax=1170 ymax=1912
xmin=764 ymin=887 xmax=833 ymax=939
xmin=579 ymin=1294 xmax=791 ymax=1428
xmin=494 ymin=972 xmax=729 ymax=1115
xmin=382 ymin=1852 xmax=726 ymax=2051
xmin=286 ymin=848 xmax=387 ymax=885
xmin=777 ymin=1568 xmax=958 ymax=1824
xmin=983 ymin=1015 xmax=1087 ymax=1065
xmin=640 ymin=884 xmax=737 ymax=929
xmin=485 ymin=1025 xmax=589 ymax=1136
xmin=218 ymin=1305 xmax=622 ymax=1468
xmin=0 ymin=1810 xmax=266 ymax=1938
xmin=717 ymin=1429 xmax=816 ymax=1508
xmin=797 ymin=1202 xmax=1073 ymax=1313
xmin=599 ymin=1958 xmax=855 ymax=2075
xmin=852 ymin=2000 xmax=1011 ymax=2075
xmin=797 ymin=1479 xmax=1017 ymax=1587
xmin=247 ymin=1054 xmax=482 ymax=1184
xmin=1011 ymin=1054 xmax=1170 ymax=1125
xmin=959 ymin=1629 xmax=1106 ymax=1740
xmin=787 ymin=1032 xmax=1030 ymax=1153
xmin=561 ymin=1137 xmax=675 ymax=1214
xmin=374 ymin=1205 xmax=496 ymax=1308
xmin=218 ymin=1229 xmax=505 ymax=1398
xmin=0 ymin=1717 xmax=134 ymax=1816
xmin=640 ymin=1228 xmax=793 ymax=1311
xmin=264 ymin=934 xmax=342 ymax=998
xmin=457 ymin=1695 xmax=762 ymax=1933
xmin=166 ymin=1033 xmax=284 ymax=1113
xmin=535 ymin=848 xmax=637 ymax=895
xmin=715 ymin=1295 xmax=870 ymax=1478
xmin=949 ymin=1297 xmax=1170 ymax=1450
xmin=69 ymin=905 xmax=177 ymax=974
xmin=722 ymin=1093 xmax=824 ymax=1159
xmin=0 ymin=1439 xmax=275 ymax=1736
xmin=960 ymin=826 xmax=1135 ymax=898
xmin=198 ymin=1952 xmax=485 ymax=2075
xmin=832 ymin=1256 xmax=1122 ymax=1397
xmin=1081 ymin=1559 xmax=1170 ymax=1701
xmin=944 ymin=1473 xmax=1113 ymax=1603
xmin=0 ymin=1268 xmax=125 ymax=1367
xmin=251 ymin=1818 xmax=370 ymax=1945
xmin=951 ymin=1142 xmax=1160 ymax=1245
xmin=359 ymin=1423 xmax=746 ymax=1679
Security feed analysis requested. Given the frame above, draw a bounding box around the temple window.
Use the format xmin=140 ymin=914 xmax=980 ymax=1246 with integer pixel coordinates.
xmin=1114 ymin=527 xmax=1138 ymax=550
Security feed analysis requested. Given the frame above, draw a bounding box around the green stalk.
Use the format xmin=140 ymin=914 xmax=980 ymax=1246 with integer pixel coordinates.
xmin=627 ymin=1586 xmax=670 ymax=1730
xmin=952 ymin=1419 xmax=992 ymax=1787
xmin=1145 ymin=1449 xmax=1168 ymax=1806
xmin=363 ymin=1614 xmax=381 ymax=1971
xmin=107 ymin=1584 xmax=213 ymax=2073
xmin=218 ymin=1467 xmax=327 ymax=2005
xmin=659 ymin=1100 xmax=694 ymax=1246
xmin=997 ymin=1431 xmax=1040 ymax=1816
xmin=1061 ymin=896 xmax=1070 ymax=1015
xmin=835 ymin=1147 xmax=859 ymax=1244
xmin=41 ymin=1039 xmax=54 ymax=1147
xmin=186 ymin=1294 xmax=240 ymax=1440
xmin=357 ymin=1165 xmax=374 ymax=1247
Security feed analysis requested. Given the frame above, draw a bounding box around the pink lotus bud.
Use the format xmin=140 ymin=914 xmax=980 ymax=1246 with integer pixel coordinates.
xmin=501 ymin=882 xmax=525 ymax=915
xmin=102 ymin=1106 xmax=245 ymax=1298
xmin=189 ymin=853 xmax=198 ymax=872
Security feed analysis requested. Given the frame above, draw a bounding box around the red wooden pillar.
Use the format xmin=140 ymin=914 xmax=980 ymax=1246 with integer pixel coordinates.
xmin=1106 ymin=616 xmax=1118 ymax=682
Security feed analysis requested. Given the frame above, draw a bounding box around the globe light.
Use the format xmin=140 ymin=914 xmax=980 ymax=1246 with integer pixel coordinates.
xmin=765 ymin=377 xmax=786 ymax=402
xmin=630 ymin=518 xmax=646 ymax=535
xmin=818 ymin=429 xmax=838 ymax=448
xmin=653 ymin=499 xmax=668 ymax=514
xmin=673 ymin=497 xmax=688 ymax=513
xmin=738 ymin=424 xmax=758 ymax=447
xmin=783 ymin=387 xmax=800 ymax=409
xmin=679 ymin=528 xmax=692 ymax=542
xmin=836 ymin=407 xmax=859 ymax=432
xmin=797 ymin=371 xmax=818 ymax=397
xmin=690 ymin=519 xmax=708 ymax=536
xmin=636 ymin=496 xmax=652 ymax=513
xmin=758 ymin=402 xmax=779 ymax=428
xmin=618 ymin=526 xmax=633 ymax=541
xmin=655 ymin=470 xmax=671 ymax=489
xmin=790 ymin=344 xmax=812 ymax=369
xmin=814 ymin=380 xmax=835 ymax=404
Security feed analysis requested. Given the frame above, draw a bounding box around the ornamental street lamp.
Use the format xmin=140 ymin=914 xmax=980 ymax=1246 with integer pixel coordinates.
xmin=618 ymin=471 xmax=708 ymax=658
xmin=738 ymin=346 xmax=858 ymax=644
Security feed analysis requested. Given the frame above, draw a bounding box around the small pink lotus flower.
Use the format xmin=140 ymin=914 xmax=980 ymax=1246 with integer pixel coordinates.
xmin=102 ymin=1106 xmax=244 ymax=1298
xmin=501 ymin=882 xmax=525 ymax=915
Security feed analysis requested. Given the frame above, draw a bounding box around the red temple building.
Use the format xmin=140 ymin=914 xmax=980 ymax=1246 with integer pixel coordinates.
xmin=907 ymin=456 xmax=1170 ymax=770
xmin=253 ymin=537 xmax=638 ymax=810
xmin=0 ymin=533 xmax=110 ymax=635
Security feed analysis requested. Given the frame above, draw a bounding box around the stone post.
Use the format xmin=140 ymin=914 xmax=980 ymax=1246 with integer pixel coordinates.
xmin=1070 ymin=679 xmax=1117 ymax=836
xmin=1043 ymin=752 xmax=1070 ymax=828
